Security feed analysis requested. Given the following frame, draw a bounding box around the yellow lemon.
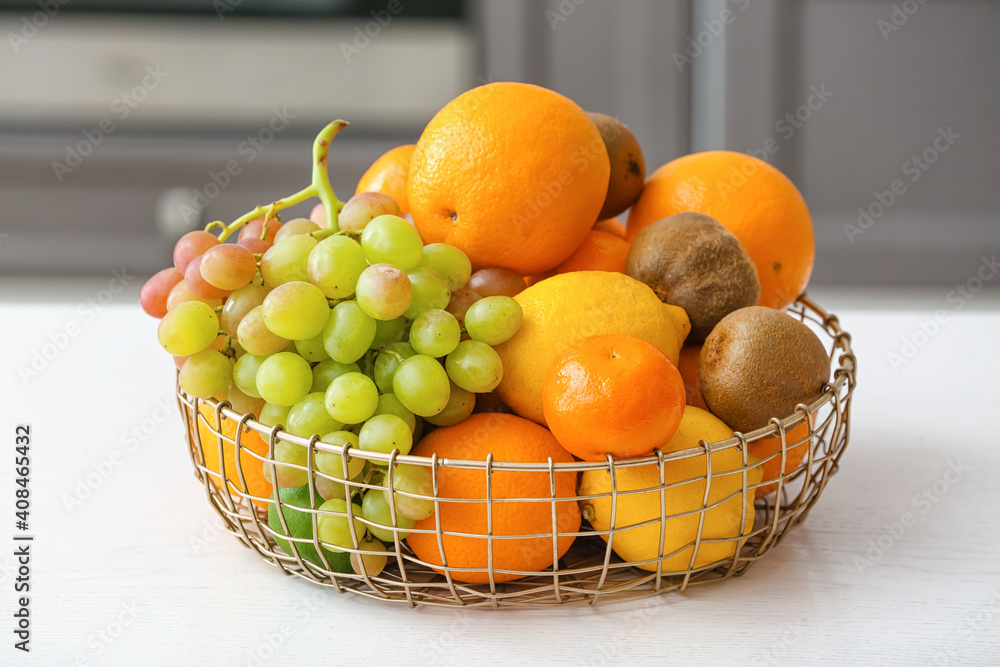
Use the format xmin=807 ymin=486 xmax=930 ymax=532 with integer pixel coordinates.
xmin=579 ymin=406 xmax=762 ymax=572
xmin=495 ymin=271 xmax=690 ymax=424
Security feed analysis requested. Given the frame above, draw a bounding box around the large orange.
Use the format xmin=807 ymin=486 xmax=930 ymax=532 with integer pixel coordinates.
xmin=356 ymin=144 xmax=415 ymax=214
xmin=406 ymin=413 xmax=580 ymax=584
xmin=626 ymin=151 xmax=814 ymax=310
xmin=677 ymin=344 xmax=708 ymax=411
xmin=527 ymin=229 xmax=629 ymax=285
xmin=748 ymin=421 xmax=812 ymax=498
xmin=593 ymin=217 xmax=627 ymax=239
xmin=542 ymin=334 xmax=686 ymax=461
xmin=407 ymin=82 xmax=610 ymax=275
xmin=195 ymin=403 xmax=272 ymax=509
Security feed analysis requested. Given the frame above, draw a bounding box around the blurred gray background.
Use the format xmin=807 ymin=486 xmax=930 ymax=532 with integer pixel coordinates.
xmin=0 ymin=0 xmax=997 ymax=291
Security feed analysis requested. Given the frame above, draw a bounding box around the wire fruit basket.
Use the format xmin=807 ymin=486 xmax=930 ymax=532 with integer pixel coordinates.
xmin=179 ymin=296 xmax=855 ymax=608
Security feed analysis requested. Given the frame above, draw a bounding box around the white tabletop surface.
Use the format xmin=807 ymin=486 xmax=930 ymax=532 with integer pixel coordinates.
xmin=1 ymin=287 xmax=998 ymax=666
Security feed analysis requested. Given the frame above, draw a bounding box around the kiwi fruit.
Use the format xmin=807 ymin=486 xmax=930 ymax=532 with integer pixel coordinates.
xmin=588 ymin=112 xmax=646 ymax=219
xmin=699 ymin=306 xmax=829 ymax=433
xmin=625 ymin=212 xmax=760 ymax=342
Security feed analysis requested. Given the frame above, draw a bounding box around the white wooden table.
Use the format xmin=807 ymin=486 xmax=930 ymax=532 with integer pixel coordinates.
xmin=1 ymin=292 xmax=998 ymax=666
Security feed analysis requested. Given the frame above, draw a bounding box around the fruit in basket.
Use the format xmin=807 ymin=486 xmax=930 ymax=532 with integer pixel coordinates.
xmin=543 ymin=334 xmax=685 ymax=461
xmin=587 ymin=112 xmax=646 ymax=219
xmin=677 ymin=345 xmax=708 ymax=410
xmin=157 ymin=300 xmax=220 ymax=356
xmin=140 ymin=267 xmax=183 ymax=318
xmin=407 ymin=82 xmax=610 ymax=275
xmin=593 ymin=217 xmax=627 ymax=239
xmin=700 ymin=306 xmax=829 ymax=433
xmin=468 ymin=268 xmax=526 ymax=298
xmin=529 ymin=229 xmax=630 ymax=284
xmin=749 ymin=421 xmax=812 ymax=498
xmin=355 ymin=144 xmax=415 ymax=214
xmin=626 ymin=212 xmax=760 ymax=343
xmin=267 ymin=485 xmax=351 ymax=571
xmin=626 ymin=151 xmax=814 ymax=310
xmin=495 ymin=271 xmax=690 ymax=424
xmin=196 ymin=404 xmax=272 ymax=509
xmin=406 ymin=413 xmax=580 ymax=584
xmin=579 ymin=406 xmax=762 ymax=572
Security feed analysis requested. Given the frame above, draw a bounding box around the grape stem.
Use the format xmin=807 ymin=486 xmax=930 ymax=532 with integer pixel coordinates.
xmin=208 ymin=120 xmax=349 ymax=241
xmin=378 ymin=348 xmax=407 ymax=365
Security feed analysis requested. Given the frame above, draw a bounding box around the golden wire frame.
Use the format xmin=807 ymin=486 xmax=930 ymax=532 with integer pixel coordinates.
xmin=178 ymin=296 xmax=856 ymax=608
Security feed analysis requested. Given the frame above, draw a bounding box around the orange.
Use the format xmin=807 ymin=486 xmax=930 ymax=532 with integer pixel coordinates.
xmin=748 ymin=421 xmax=812 ymax=498
xmin=355 ymin=144 xmax=415 ymax=214
xmin=195 ymin=403 xmax=272 ymax=509
xmin=626 ymin=151 xmax=814 ymax=310
xmin=406 ymin=413 xmax=580 ymax=584
xmin=527 ymin=229 xmax=629 ymax=285
xmin=407 ymin=82 xmax=610 ymax=275
xmin=677 ymin=344 xmax=708 ymax=411
xmin=593 ymin=217 xmax=627 ymax=239
xmin=542 ymin=334 xmax=686 ymax=461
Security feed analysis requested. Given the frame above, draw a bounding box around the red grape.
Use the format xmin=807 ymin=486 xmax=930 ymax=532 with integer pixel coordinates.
xmin=173 ymin=230 xmax=220 ymax=273
xmin=468 ymin=268 xmax=527 ymax=298
xmin=239 ymin=217 xmax=281 ymax=245
xmin=200 ymin=244 xmax=257 ymax=291
xmin=185 ymin=255 xmax=231 ymax=299
xmin=139 ymin=267 xmax=183 ymax=318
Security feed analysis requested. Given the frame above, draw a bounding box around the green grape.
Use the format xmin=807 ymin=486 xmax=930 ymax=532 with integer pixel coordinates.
xmin=256 ymin=352 xmax=312 ymax=406
xmin=371 ymin=316 xmax=407 ymax=349
xmin=262 ymin=281 xmax=330 ymax=341
xmin=361 ymin=488 xmax=415 ymax=542
xmin=385 ymin=464 xmax=435 ymax=521
xmin=233 ymin=353 xmax=267 ymax=398
xmin=358 ymin=414 xmax=413 ymax=456
xmin=404 ymin=267 xmax=451 ymax=319
xmin=445 ymin=340 xmax=504 ymax=393
xmin=226 ymin=384 xmax=265 ymax=416
xmin=464 ymin=295 xmax=524 ymax=345
xmin=360 ymin=214 xmax=423 ymax=270
xmin=294 ymin=332 xmax=329 ymax=363
xmin=324 ymin=372 xmax=379 ymax=424
xmin=374 ymin=393 xmax=416 ymax=433
xmin=350 ymin=538 xmax=388 ymax=577
xmin=425 ymin=382 xmax=475 ymax=426
xmin=322 ymin=300 xmax=376 ymax=364
xmin=418 ymin=243 xmax=472 ymax=291
xmin=373 ymin=342 xmax=415 ymax=394
xmin=317 ymin=499 xmax=365 ymax=551
xmin=286 ymin=392 xmax=343 ymax=439
xmin=409 ymin=309 xmax=461 ymax=358
xmin=273 ymin=217 xmax=319 ymax=244
xmin=220 ymin=283 xmax=270 ymax=337
xmin=157 ymin=300 xmax=219 ymax=356
xmin=307 ymin=235 xmax=368 ymax=299
xmin=392 ymin=355 xmax=451 ymax=417
xmin=259 ymin=402 xmax=291 ymax=428
xmin=179 ymin=349 xmax=233 ymax=398
xmin=237 ymin=306 xmax=288 ymax=355
xmin=260 ymin=234 xmax=317 ymax=287
xmin=311 ymin=360 xmax=360 ymax=393
xmin=355 ymin=264 xmax=412 ymax=320
xmin=315 ymin=476 xmax=347 ymax=502
xmin=262 ymin=440 xmax=309 ymax=488
xmin=316 ymin=431 xmax=365 ymax=480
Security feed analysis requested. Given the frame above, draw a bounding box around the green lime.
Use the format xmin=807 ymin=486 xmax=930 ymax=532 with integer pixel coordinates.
xmin=267 ymin=485 xmax=352 ymax=572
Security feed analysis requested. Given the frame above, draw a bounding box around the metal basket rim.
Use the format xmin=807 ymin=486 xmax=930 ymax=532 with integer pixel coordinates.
xmin=189 ymin=294 xmax=854 ymax=472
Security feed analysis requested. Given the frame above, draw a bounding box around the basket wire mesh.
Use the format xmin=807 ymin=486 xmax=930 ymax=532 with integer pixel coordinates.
xmin=178 ymin=296 xmax=856 ymax=607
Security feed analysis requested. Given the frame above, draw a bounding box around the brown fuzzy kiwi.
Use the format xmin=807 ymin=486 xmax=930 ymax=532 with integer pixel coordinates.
xmin=699 ymin=306 xmax=829 ymax=433
xmin=587 ymin=112 xmax=646 ymax=219
xmin=625 ymin=212 xmax=760 ymax=342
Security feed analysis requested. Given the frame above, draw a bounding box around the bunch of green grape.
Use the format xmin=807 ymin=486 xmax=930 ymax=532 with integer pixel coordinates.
xmin=141 ymin=171 xmax=526 ymax=575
